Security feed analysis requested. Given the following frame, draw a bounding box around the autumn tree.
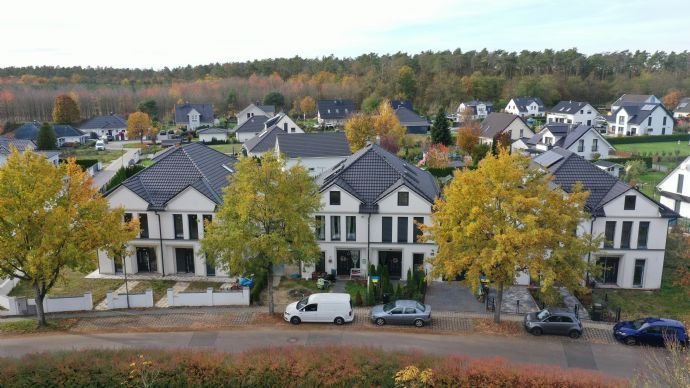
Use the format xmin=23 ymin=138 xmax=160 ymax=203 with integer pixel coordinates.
xmin=0 ymin=149 xmax=138 ymax=326
xmin=127 ymin=111 xmax=154 ymax=143
xmin=263 ymin=91 xmax=285 ymax=110
xmin=424 ymin=144 xmax=450 ymax=169
xmin=426 ymin=150 xmax=597 ymax=322
xmin=493 ymin=131 xmax=513 ymax=153
xmin=430 ymin=107 xmax=452 ymax=146
xmin=36 ymin=122 xmax=57 ymax=150
xmin=397 ymin=65 xmax=417 ymax=101
xmin=298 ymin=96 xmax=316 ymax=119
xmin=202 ymin=153 xmax=320 ymax=314
xmin=373 ymin=100 xmax=406 ymax=153
xmin=663 ymin=89 xmax=683 ymax=110
xmin=52 ymin=94 xmax=80 ymax=124
xmin=137 ymin=99 xmax=159 ymax=120
xmin=344 ymin=113 xmax=375 ymax=152
xmin=456 ymin=121 xmax=481 ymax=154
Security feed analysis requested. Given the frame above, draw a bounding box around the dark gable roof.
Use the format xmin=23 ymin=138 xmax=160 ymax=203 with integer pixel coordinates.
xmin=561 ymin=124 xmax=597 ymax=149
xmin=0 ymin=136 xmax=35 ymax=154
xmin=235 ymin=115 xmax=269 ymax=133
xmin=612 ymin=94 xmax=658 ymax=107
xmin=511 ymin=96 xmax=545 ymax=111
xmin=13 ymin=123 xmax=85 ymax=140
xmin=317 ymin=99 xmax=356 ymax=119
xmin=390 ymin=100 xmax=413 ymax=110
xmin=480 ymin=112 xmax=524 ymax=139
xmin=606 ymin=103 xmax=672 ymax=125
xmin=394 ymin=107 xmax=430 ymax=127
xmin=315 ymin=143 xmax=440 ymax=211
xmin=276 ymin=132 xmax=351 ymax=158
xmin=243 ymin=126 xmax=285 ymax=154
xmin=549 ymin=101 xmax=593 ymax=114
xmin=197 ymin=127 xmax=227 ymax=135
xmin=674 ymin=98 xmax=690 ymax=113
xmin=532 ymin=147 xmax=675 ymax=217
xmin=462 ymin=100 xmax=493 ymax=107
xmin=174 ymin=103 xmax=214 ymax=124
xmin=79 ymin=114 xmax=127 ymax=130
xmin=257 ymin=105 xmax=275 ymax=114
xmin=115 ymin=143 xmax=234 ymax=210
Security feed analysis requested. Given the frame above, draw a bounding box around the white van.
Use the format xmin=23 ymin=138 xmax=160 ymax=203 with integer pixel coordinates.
xmin=284 ymin=293 xmax=353 ymax=325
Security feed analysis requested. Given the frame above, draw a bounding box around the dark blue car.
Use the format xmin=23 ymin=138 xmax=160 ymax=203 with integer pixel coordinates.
xmin=614 ymin=317 xmax=689 ymax=347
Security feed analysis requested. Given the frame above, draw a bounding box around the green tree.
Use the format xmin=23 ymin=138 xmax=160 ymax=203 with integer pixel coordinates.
xmin=52 ymin=94 xmax=80 ymax=124
xmin=0 ymin=150 xmax=138 ymax=326
xmin=426 ymin=150 xmax=598 ymax=322
xmin=361 ymin=94 xmax=382 ymax=114
xmin=202 ymin=153 xmax=321 ymax=314
xmin=623 ymin=160 xmax=646 ymax=185
xmin=36 ymin=122 xmax=57 ymax=150
xmin=430 ymin=107 xmax=452 ymax=145
xmin=137 ymin=99 xmax=159 ymax=120
xmin=397 ymin=65 xmax=417 ymax=101
xmin=263 ymin=91 xmax=285 ymax=110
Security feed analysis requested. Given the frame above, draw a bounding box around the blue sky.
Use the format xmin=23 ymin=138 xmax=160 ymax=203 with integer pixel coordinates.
xmin=1 ymin=0 xmax=687 ymax=69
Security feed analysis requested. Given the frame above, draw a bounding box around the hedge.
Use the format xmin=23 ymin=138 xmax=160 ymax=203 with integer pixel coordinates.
xmin=606 ymin=134 xmax=690 ymax=145
xmin=73 ymin=158 xmax=98 ymax=169
xmin=427 ymin=167 xmax=455 ymax=177
xmin=0 ymin=347 xmax=624 ymax=387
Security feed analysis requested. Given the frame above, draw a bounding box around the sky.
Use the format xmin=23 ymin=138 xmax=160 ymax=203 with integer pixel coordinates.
xmin=1 ymin=0 xmax=688 ymax=69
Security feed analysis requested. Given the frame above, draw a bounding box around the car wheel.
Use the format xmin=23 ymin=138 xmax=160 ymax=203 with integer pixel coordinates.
xmin=334 ymin=317 xmax=344 ymax=325
xmin=375 ymin=318 xmax=386 ymax=326
xmin=414 ymin=319 xmax=424 ymax=328
xmin=624 ymin=337 xmax=637 ymax=346
xmin=290 ymin=316 xmax=301 ymax=325
xmin=531 ymin=327 xmax=543 ymax=336
xmin=569 ymin=330 xmax=582 ymax=339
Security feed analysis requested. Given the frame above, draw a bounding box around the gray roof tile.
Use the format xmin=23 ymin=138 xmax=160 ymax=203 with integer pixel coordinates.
xmin=79 ymin=114 xmax=127 ymax=130
xmin=548 ymin=101 xmax=594 ymax=115
xmin=317 ymin=99 xmax=356 ymax=120
xmin=243 ymin=126 xmax=285 ymax=154
xmin=234 ymin=115 xmax=268 ymax=133
xmin=175 ymin=103 xmax=214 ymax=124
xmin=395 ymin=107 xmax=430 ymax=127
xmin=480 ymin=112 xmax=526 ymax=139
xmin=13 ymin=122 xmax=85 ymax=140
xmin=276 ymin=132 xmax=351 ymax=158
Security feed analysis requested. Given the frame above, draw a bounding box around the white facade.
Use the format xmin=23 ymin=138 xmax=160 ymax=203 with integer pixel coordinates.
xmin=457 ymin=102 xmax=491 ymax=121
xmin=547 ymin=104 xmax=598 ymax=126
xmin=658 ymin=156 xmax=690 ymax=218
xmin=237 ymin=104 xmax=274 ymax=125
xmin=479 ymin=119 xmax=533 ymax=145
xmin=608 ymin=105 xmax=674 ymax=136
xmin=199 ymin=131 xmax=228 ymax=143
xmin=186 ymin=108 xmax=201 ymax=130
xmin=565 ymin=130 xmax=613 ymax=160
xmin=272 ymin=115 xmax=303 ymax=134
xmin=236 ymin=130 xmax=260 ymax=143
xmin=505 ymin=99 xmax=544 ymax=117
xmin=284 ymin=156 xmax=349 ymax=177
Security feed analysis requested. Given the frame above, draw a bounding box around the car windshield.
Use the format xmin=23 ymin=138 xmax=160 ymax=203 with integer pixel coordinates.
xmin=537 ymin=309 xmax=551 ymax=320
xmin=631 ymin=319 xmax=646 ymax=330
xmin=296 ymin=296 xmax=309 ymax=310
xmin=383 ymin=302 xmax=396 ymax=312
xmin=416 ymin=302 xmax=426 ymax=312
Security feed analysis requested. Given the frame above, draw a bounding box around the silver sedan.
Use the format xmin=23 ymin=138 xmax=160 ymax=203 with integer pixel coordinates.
xmin=370 ymin=300 xmax=431 ymax=327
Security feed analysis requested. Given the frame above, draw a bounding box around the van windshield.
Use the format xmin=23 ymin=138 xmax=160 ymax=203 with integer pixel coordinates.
xmin=296 ymin=296 xmax=309 ymax=310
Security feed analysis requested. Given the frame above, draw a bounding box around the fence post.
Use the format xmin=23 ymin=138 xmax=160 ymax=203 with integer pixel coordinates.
xmin=516 ymin=299 xmax=520 ymax=314
xmin=616 ymin=307 xmax=621 ymax=322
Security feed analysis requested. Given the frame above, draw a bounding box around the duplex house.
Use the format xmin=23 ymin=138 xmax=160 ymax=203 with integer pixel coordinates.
xmin=0 ymin=136 xmax=59 ymax=166
xmin=517 ymin=123 xmax=614 ymax=160
xmin=394 ymin=106 xmax=430 ymax=134
xmin=13 ymin=122 xmax=88 ymax=146
xmin=611 ymin=94 xmax=660 ymax=112
xmin=317 ymin=99 xmax=355 ymax=127
xmin=456 ymin=100 xmax=493 ymax=121
xmin=547 ymin=101 xmax=599 ymax=126
xmin=479 ymin=112 xmax=534 ymax=145
xmin=533 ymin=148 xmax=676 ymax=289
xmin=237 ymin=103 xmax=275 ymax=125
xmin=234 ymin=115 xmax=269 ymax=143
xmin=98 ymin=143 xmax=234 ymax=277
xmin=308 ymin=143 xmax=440 ymax=280
xmin=175 ymin=103 xmax=214 ymax=130
xmin=673 ymin=97 xmax=690 ymax=119
xmin=504 ymin=97 xmax=545 ymax=117
xmin=657 ymin=156 xmax=690 ymax=217
xmin=79 ymin=114 xmax=127 ymax=140
xmin=275 ymin=132 xmax=351 ymax=177
xmin=606 ymin=103 xmax=674 ymax=136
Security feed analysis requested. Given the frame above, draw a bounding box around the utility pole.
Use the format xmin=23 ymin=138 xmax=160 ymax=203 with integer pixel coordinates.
xmin=122 ymin=255 xmax=130 ymax=309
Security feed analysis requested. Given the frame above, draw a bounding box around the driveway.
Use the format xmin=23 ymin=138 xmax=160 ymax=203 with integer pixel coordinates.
xmin=425 ymin=281 xmax=485 ymax=313
xmin=91 ymin=146 xmax=140 ymax=190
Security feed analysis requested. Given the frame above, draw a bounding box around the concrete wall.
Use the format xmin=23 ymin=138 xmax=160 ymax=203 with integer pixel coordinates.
xmin=106 ymin=289 xmax=154 ymax=309
xmin=166 ymin=287 xmax=250 ymax=307
xmin=3 ymin=292 xmax=94 ymax=314
xmin=0 ymin=277 xmax=20 ymax=311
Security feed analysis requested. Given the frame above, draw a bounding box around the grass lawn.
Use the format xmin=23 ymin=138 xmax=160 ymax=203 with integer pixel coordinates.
xmin=130 ymin=279 xmax=176 ymax=301
xmin=614 ymin=141 xmax=690 ymax=156
xmin=8 ymin=269 xmax=123 ymax=304
xmin=209 ymin=143 xmax=242 ymax=154
xmin=137 ymin=159 xmax=155 ymax=167
xmin=0 ymin=319 xmax=74 ymax=334
xmin=62 ymin=148 xmax=125 ymax=164
xmin=636 ymin=170 xmax=667 ymax=199
xmin=592 ymin=282 xmax=690 ymax=322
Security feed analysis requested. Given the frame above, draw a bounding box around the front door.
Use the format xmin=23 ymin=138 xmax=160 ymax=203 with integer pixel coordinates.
xmin=633 ymin=259 xmax=645 ymax=288
xmin=136 ymin=247 xmax=157 ymax=273
xmin=336 ymin=250 xmax=359 ymax=276
xmin=597 ymin=257 xmax=619 ymax=285
xmin=175 ymin=248 xmax=195 ymax=274
xmin=316 ymin=252 xmax=326 ymax=273
xmin=379 ymin=251 xmax=403 ymax=279
xmin=114 ymin=257 xmax=123 ymax=274
xmin=206 ymin=258 xmax=216 ymax=276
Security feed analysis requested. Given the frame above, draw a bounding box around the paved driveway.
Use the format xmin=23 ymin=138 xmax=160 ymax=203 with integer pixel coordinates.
xmin=425 ymin=281 xmax=486 ymax=313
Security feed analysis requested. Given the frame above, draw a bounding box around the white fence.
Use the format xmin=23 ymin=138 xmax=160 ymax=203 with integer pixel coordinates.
xmin=2 ymin=292 xmax=93 ymax=316
xmin=85 ymin=161 xmax=103 ymax=176
xmin=167 ymin=287 xmax=250 ymax=307
xmin=0 ymin=277 xmax=20 ymax=311
xmin=106 ymin=289 xmax=154 ymax=309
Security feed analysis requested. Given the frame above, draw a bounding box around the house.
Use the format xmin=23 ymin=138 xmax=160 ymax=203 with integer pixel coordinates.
xmin=517 ymin=123 xmax=614 ymax=160
xmin=394 ymin=106 xmax=430 ymax=134
xmin=12 ymin=122 xmax=88 ymax=146
xmin=504 ymin=97 xmax=545 ymax=117
xmin=533 ymin=148 xmax=676 ymax=289
xmin=275 ymin=132 xmax=351 ymax=176
xmin=237 ymin=103 xmax=275 ymax=126
xmin=234 ymin=115 xmax=269 ymax=143
xmin=317 ymin=99 xmax=355 ymax=127
xmin=606 ymin=103 xmax=674 ymax=136
xmin=547 ymin=101 xmax=599 ymax=126
xmin=0 ymin=136 xmax=60 ymax=166
xmin=657 ymin=156 xmax=690 ymax=218
xmin=97 ymin=143 xmax=235 ymax=277
xmin=174 ymin=103 xmax=214 ymax=130
xmin=673 ymin=97 xmax=690 ymax=119
xmin=456 ymin=100 xmax=493 ymax=122
xmin=479 ymin=112 xmax=534 ymax=145
xmin=79 ymin=114 xmax=127 ymax=140
xmin=390 ymin=100 xmax=413 ymax=110
xmin=264 ymin=112 xmax=303 ymax=135
xmin=308 ymin=143 xmax=440 ymax=280
xmin=611 ymin=94 xmax=660 ymax=112
xmin=593 ymin=160 xmax=624 ymax=178
xmin=197 ymin=127 xmax=228 ymax=143
xmin=242 ymin=126 xmax=286 ymax=157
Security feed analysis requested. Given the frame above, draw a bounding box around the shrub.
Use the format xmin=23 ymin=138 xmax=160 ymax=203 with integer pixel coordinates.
xmin=104 ymin=164 xmax=146 ymax=192
xmin=355 ymin=290 xmax=363 ymax=306
xmin=606 ymin=134 xmax=689 ymax=144
xmin=250 ymin=271 xmax=267 ymax=304
xmin=73 ymin=158 xmax=99 ymax=170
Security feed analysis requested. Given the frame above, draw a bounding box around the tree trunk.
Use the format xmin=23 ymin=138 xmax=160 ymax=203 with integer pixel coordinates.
xmin=33 ymin=282 xmax=47 ymax=327
xmin=267 ymin=263 xmax=274 ymax=315
xmin=493 ymin=282 xmax=504 ymax=323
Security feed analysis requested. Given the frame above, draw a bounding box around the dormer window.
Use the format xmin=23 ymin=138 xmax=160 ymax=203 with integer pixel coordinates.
xmin=398 ymin=192 xmax=409 ymax=206
xmin=624 ymin=195 xmax=636 ymax=210
xmin=330 ymin=191 xmax=341 ymax=205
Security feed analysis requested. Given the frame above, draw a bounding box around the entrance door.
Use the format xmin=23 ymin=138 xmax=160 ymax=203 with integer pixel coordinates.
xmin=136 ymin=247 xmax=157 ymax=273
xmin=336 ymin=250 xmax=359 ymax=276
xmin=206 ymin=259 xmax=216 ymax=276
xmin=175 ymin=248 xmax=195 ymax=274
xmin=633 ymin=259 xmax=645 ymax=288
xmin=597 ymin=257 xmax=619 ymax=284
xmin=379 ymin=251 xmax=403 ymax=279
xmin=316 ymin=252 xmax=326 ymax=273
xmin=114 ymin=257 xmax=123 ymax=273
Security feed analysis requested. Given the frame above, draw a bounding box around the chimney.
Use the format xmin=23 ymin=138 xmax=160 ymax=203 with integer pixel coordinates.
xmin=375 ymin=135 xmax=381 ymax=145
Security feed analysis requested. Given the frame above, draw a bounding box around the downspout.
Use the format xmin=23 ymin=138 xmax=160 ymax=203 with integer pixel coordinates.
xmin=156 ymin=211 xmax=166 ymax=277
xmin=586 ymin=216 xmax=595 ymax=287
xmin=367 ymin=213 xmax=372 ymax=271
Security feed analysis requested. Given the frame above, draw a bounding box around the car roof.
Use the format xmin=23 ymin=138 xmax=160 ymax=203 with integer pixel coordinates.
xmin=308 ymin=293 xmax=351 ymax=303
xmin=395 ymin=300 xmax=422 ymax=307
xmin=644 ymin=317 xmax=686 ymax=328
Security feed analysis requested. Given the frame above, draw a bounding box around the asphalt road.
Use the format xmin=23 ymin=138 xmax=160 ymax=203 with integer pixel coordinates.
xmin=91 ymin=142 xmax=140 ymax=189
xmin=0 ymin=328 xmax=650 ymax=378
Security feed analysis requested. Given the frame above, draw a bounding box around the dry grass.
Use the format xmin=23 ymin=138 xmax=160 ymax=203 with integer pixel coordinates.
xmin=472 ymin=318 xmax=523 ymax=336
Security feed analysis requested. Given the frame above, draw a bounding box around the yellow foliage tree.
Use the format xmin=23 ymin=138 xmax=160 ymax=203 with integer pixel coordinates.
xmin=127 ymin=111 xmax=154 ymax=143
xmin=374 ymin=99 xmax=406 ymax=149
xmin=344 ymin=113 xmax=376 ymax=152
xmin=345 ymin=100 xmax=406 ymax=153
xmin=52 ymin=94 xmax=80 ymax=124
xmin=299 ymin=96 xmax=316 ymax=119
xmin=425 ymin=150 xmax=599 ymax=322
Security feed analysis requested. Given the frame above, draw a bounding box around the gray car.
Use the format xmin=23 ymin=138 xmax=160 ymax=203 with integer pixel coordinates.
xmin=370 ymin=300 xmax=431 ymax=327
xmin=524 ymin=308 xmax=583 ymax=339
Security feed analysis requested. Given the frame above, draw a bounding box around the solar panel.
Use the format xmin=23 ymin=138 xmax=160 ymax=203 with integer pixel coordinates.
xmin=533 ymin=152 xmax=564 ymax=168
xmin=679 ymin=102 xmax=688 ymax=108
xmin=640 ymin=104 xmax=656 ymax=111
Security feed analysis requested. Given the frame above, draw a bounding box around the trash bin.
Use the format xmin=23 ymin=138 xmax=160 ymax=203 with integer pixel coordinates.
xmin=591 ymin=303 xmax=602 ymax=321
xmin=382 ymin=293 xmax=390 ymax=303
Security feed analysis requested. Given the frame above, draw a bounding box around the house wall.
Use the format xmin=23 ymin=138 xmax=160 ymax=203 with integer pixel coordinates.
xmin=610 ymin=106 xmax=674 ymax=136
xmin=236 ymin=131 xmax=261 ymax=143
xmin=199 ymin=133 xmax=228 ymax=143
xmin=238 ymin=105 xmax=273 ymax=125
xmin=547 ymin=105 xmax=598 ymax=126
xmin=274 ymin=115 xmax=303 ymax=134
xmin=657 ymin=158 xmax=690 ymax=218
xmin=565 ymin=130 xmax=612 ymax=160
xmin=106 ymin=289 xmax=154 ymax=309
xmin=284 ymin=156 xmax=349 ymax=177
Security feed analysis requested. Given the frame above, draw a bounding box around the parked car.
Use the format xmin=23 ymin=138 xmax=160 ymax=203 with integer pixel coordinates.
xmin=524 ymin=308 xmax=583 ymax=339
xmin=284 ymin=293 xmax=353 ymax=325
xmin=95 ymin=140 xmax=106 ymax=151
xmin=370 ymin=299 xmax=431 ymax=327
xmin=614 ymin=317 xmax=689 ymax=347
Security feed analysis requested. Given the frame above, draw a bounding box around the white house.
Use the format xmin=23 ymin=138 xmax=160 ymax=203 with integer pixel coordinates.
xmin=611 ymin=94 xmax=660 ymax=112
xmin=234 ymin=115 xmax=269 ymax=143
xmin=237 ymin=103 xmax=275 ymax=126
xmin=175 ymin=103 xmax=214 ymax=130
xmin=12 ymin=122 xmax=88 ymax=146
xmin=533 ymin=148 xmax=676 ymax=289
xmin=79 ymin=114 xmax=127 ymax=140
xmin=307 ymin=144 xmax=440 ymax=280
xmin=594 ymin=160 xmax=624 ymax=178
xmin=0 ymin=136 xmax=59 ymax=166
xmin=673 ymin=97 xmax=690 ymax=119
xmin=456 ymin=100 xmax=493 ymax=122
xmin=504 ymin=97 xmax=545 ymax=117
xmin=317 ymin=99 xmax=356 ymax=127
xmin=98 ymin=143 xmax=234 ymax=278
xmin=606 ymin=103 xmax=674 ymax=136
xmin=516 ymin=123 xmax=614 ymax=160
xmin=265 ymin=112 xmax=302 ymax=134
xmin=197 ymin=127 xmax=228 ymax=143
xmin=657 ymin=156 xmax=690 ymax=218
xmin=547 ymin=101 xmax=599 ymax=126
xmin=275 ymin=132 xmax=351 ymax=177
xmin=479 ymin=112 xmax=534 ymax=145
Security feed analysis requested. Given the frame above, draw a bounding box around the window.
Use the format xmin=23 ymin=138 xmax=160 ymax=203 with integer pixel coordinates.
xmin=382 ymin=217 xmax=392 ymax=242
xmin=173 ymin=214 xmax=184 ymax=239
xmin=398 ymin=192 xmax=409 ymax=206
xmin=390 ymin=307 xmax=404 ymax=314
xmin=404 ymin=308 xmax=416 ymax=314
xmin=520 ymin=129 xmax=524 ymax=137
xmin=577 ymin=139 xmax=584 ymax=152
xmin=138 ymin=214 xmax=149 ymax=238
xmin=597 ymin=257 xmax=620 ymax=284
xmin=413 ymin=253 xmax=424 ymax=271
xmin=663 ymin=116 xmax=667 ymax=125
xmin=315 ymin=216 xmax=325 ymax=240
xmin=330 ymin=216 xmax=341 ymax=241
xmin=647 ymin=117 xmax=652 ymax=126
xmin=188 ymin=214 xmax=198 ymax=240
xmin=329 ymin=191 xmax=341 ymax=205
xmin=624 ymin=195 xmax=636 ymax=210
xmin=202 ymin=214 xmax=212 ymax=233
xmin=346 ymin=216 xmax=356 ymax=241
xmin=304 ymin=304 xmax=317 ymax=312
xmin=560 ymin=316 xmax=574 ymax=323
xmin=604 ymin=221 xmax=616 ymax=248
xmin=677 ymin=174 xmax=684 ymax=193
xmin=124 ymin=213 xmax=132 ymax=223
xmin=413 ymin=217 xmax=424 ymax=243
xmin=621 ymin=221 xmax=633 ymax=249
xmin=398 ymin=217 xmax=408 ymax=243
xmin=592 ymin=138 xmax=598 ymax=152
xmin=618 ymin=116 xmax=624 ymax=125
xmin=637 ymin=222 xmax=649 ymax=249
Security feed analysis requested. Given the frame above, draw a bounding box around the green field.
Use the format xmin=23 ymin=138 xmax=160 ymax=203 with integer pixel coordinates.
xmin=9 ymin=269 xmax=123 ymax=304
xmin=209 ymin=143 xmax=242 ymax=154
xmin=637 ymin=170 xmax=668 ymax=199
xmin=62 ymin=148 xmax=126 ymax=164
xmin=614 ymin=141 xmax=690 ymax=156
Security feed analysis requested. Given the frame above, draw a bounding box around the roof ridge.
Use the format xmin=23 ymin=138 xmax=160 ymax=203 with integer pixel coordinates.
xmin=182 ymin=144 xmax=209 ymax=184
